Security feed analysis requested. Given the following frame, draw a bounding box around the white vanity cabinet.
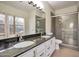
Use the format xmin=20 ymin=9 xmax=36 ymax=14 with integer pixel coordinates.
xmin=18 ymin=48 xmax=36 ymax=57
xmin=18 ymin=37 xmax=56 ymax=57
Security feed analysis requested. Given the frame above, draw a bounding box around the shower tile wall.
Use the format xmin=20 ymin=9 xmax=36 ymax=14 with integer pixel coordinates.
xmin=55 ymin=13 xmax=78 ymax=46
xmin=55 ymin=16 xmax=62 ymax=40
xmin=51 ymin=17 xmax=56 ymax=36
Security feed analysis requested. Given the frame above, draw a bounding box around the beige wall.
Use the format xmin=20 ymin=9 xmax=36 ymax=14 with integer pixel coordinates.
xmin=43 ymin=2 xmax=55 ymax=33
xmin=55 ymin=5 xmax=77 ymax=15
xmin=0 ymin=2 xmax=55 ymax=35
xmin=0 ymin=3 xmax=29 ymax=35
xmin=28 ymin=9 xmax=36 ymax=34
xmin=28 ymin=9 xmax=45 ymax=34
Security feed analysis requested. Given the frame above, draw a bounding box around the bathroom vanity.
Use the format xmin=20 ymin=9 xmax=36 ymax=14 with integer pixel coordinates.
xmin=18 ymin=37 xmax=55 ymax=57
xmin=0 ymin=34 xmax=56 ymax=57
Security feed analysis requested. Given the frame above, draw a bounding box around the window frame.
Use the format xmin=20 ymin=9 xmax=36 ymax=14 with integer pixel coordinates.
xmin=7 ymin=15 xmax=15 ymax=35
xmin=14 ymin=16 xmax=25 ymax=34
xmin=0 ymin=12 xmax=25 ymax=37
xmin=0 ymin=13 xmax=6 ymax=37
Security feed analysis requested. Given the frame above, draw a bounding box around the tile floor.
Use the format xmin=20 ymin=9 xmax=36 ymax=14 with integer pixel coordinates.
xmin=52 ymin=47 xmax=79 ymax=57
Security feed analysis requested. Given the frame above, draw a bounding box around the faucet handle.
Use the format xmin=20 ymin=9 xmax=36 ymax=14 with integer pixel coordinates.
xmin=19 ymin=36 xmax=24 ymax=42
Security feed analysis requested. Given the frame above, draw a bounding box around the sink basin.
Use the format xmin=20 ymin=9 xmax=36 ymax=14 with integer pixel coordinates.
xmin=41 ymin=35 xmax=50 ymax=39
xmin=13 ymin=41 xmax=34 ymax=48
xmin=46 ymin=33 xmax=53 ymax=36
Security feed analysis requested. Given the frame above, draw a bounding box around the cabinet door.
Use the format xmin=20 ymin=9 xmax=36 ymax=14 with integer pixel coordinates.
xmin=50 ymin=37 xmax=56 ymax=55
xmin=36 ymin=42 xmax=45 ymax=53
xmin=18 ymin=48 xmax=35 ymax=57
xmin=52 ymin=37 xmax=56 ymax=50
xmin=45 ymin=39 xmax=52 ymax=56
xmin=36 ymin=42 xmax=46 ymax=57
xmin=36 ymin=49 xmax=45 ymax=57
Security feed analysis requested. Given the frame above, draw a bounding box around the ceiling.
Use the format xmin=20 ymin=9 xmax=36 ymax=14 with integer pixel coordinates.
xmin=0 ymin=1 xmax=36 ymax=12
xmin=48 ymin=1 xmax=78 ymax=10
xmin=0 ymin=1 xmax=78 ymax=11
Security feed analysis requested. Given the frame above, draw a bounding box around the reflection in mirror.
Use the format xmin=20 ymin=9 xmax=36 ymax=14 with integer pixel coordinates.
xmin=0 ymin=14 xmax=5 ymax=38
xmin=15 ymin=17 xmax=24 ymax=33
xmin=0 ymin=1 xmax=45 ymax=39
xmin=7 ymin=16 xmax=25 ymax=37
xmin=36 ymin=16 xmax=45 ymax=33
xmin=0 ymin=14 xmax=25 ymax=38
xmin=7 ymin=15 xmax=14 ymax=35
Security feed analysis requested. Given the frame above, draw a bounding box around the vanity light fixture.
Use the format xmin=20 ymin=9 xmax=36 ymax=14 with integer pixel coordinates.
xmin=28 ymin=1 xmax=43 ymax=11
xmin=33 ymin=4 xmax=37 ymax=7
xmin=69 ymin=22 xmax=73 ymax=28
xmin=28 ymin=1 xmax=33 ymax=4
xmin=36 ymin=6 xmax=40 ymax=9
xmin=39 ymin=8 xmax=42 ymax=11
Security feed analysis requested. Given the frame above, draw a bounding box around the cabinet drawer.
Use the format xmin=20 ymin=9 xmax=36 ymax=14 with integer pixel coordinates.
xmin=36 ymin=43 xmax=45 ymax=53
xmin=36 ymin=49 xmax=45 ymax=57
xmin=45 ymin=46 xmax=51 ymax=56
xmin=18 ymin=48 xmax=35 ymax=57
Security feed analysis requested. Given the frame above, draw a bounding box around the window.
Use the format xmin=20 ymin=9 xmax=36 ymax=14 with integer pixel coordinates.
xmin=0 ymin=13 xmax=25 ymax=37
xmin=7 ymin=16 xmax=24 ymax=35
xmin=7 ymin=16 xmax=14 ymax=34
xmin=15 ymin=17 xmax=24 ymax=33
xmin=0 ymin=14 xmax=5 ymax=33
xmin=0 ymin=14 xmax=5 ymax=38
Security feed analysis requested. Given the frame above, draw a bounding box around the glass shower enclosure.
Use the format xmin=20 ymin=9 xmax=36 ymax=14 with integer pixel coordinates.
xmin=53 ymin=12 xmax=79 ymax=49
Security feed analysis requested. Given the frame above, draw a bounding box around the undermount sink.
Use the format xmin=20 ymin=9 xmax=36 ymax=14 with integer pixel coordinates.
xmin=46 ymin=33 xmax=53 ymax=36
xmin=13 ymin=41 xmax=34 ymax=48
xmin=41 ymin=35 xmax=50 ymax=39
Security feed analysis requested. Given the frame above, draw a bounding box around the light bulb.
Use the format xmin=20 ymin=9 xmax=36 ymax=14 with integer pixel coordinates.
xmin=69 ymin=22 xmax=73 ymax=28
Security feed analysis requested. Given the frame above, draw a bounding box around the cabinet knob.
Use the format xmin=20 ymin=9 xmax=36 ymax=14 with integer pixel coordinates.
xmin=47 ymin=47 xmax=50 ymax=49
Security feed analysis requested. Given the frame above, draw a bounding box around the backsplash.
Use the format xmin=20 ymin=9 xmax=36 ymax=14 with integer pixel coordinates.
xmin=0 ymin=37 xmax=19 ymax=50
xmin=0 ymin=33 xmax=44 ymax=51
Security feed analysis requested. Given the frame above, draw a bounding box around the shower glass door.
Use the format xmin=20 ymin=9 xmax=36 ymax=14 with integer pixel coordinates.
xmin=55 ymin=13 xmax=78 ymax=47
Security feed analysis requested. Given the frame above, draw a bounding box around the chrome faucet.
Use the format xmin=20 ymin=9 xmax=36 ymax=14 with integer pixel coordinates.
xmin=16 ymin=31 xmax=24 ymax=42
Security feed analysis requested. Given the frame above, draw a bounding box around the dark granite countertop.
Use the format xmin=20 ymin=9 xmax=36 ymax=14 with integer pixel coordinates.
xmin=0 ymin=36 xmax=53 ymax=57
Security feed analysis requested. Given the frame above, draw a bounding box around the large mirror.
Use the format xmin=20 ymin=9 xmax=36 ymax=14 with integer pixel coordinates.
xmin=0 ymin=1 xmax=45 ymax=39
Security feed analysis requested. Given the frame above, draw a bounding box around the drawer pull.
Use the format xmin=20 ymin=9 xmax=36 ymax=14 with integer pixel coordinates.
xmin=40 ymin=52 xmax=44 ymax=56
